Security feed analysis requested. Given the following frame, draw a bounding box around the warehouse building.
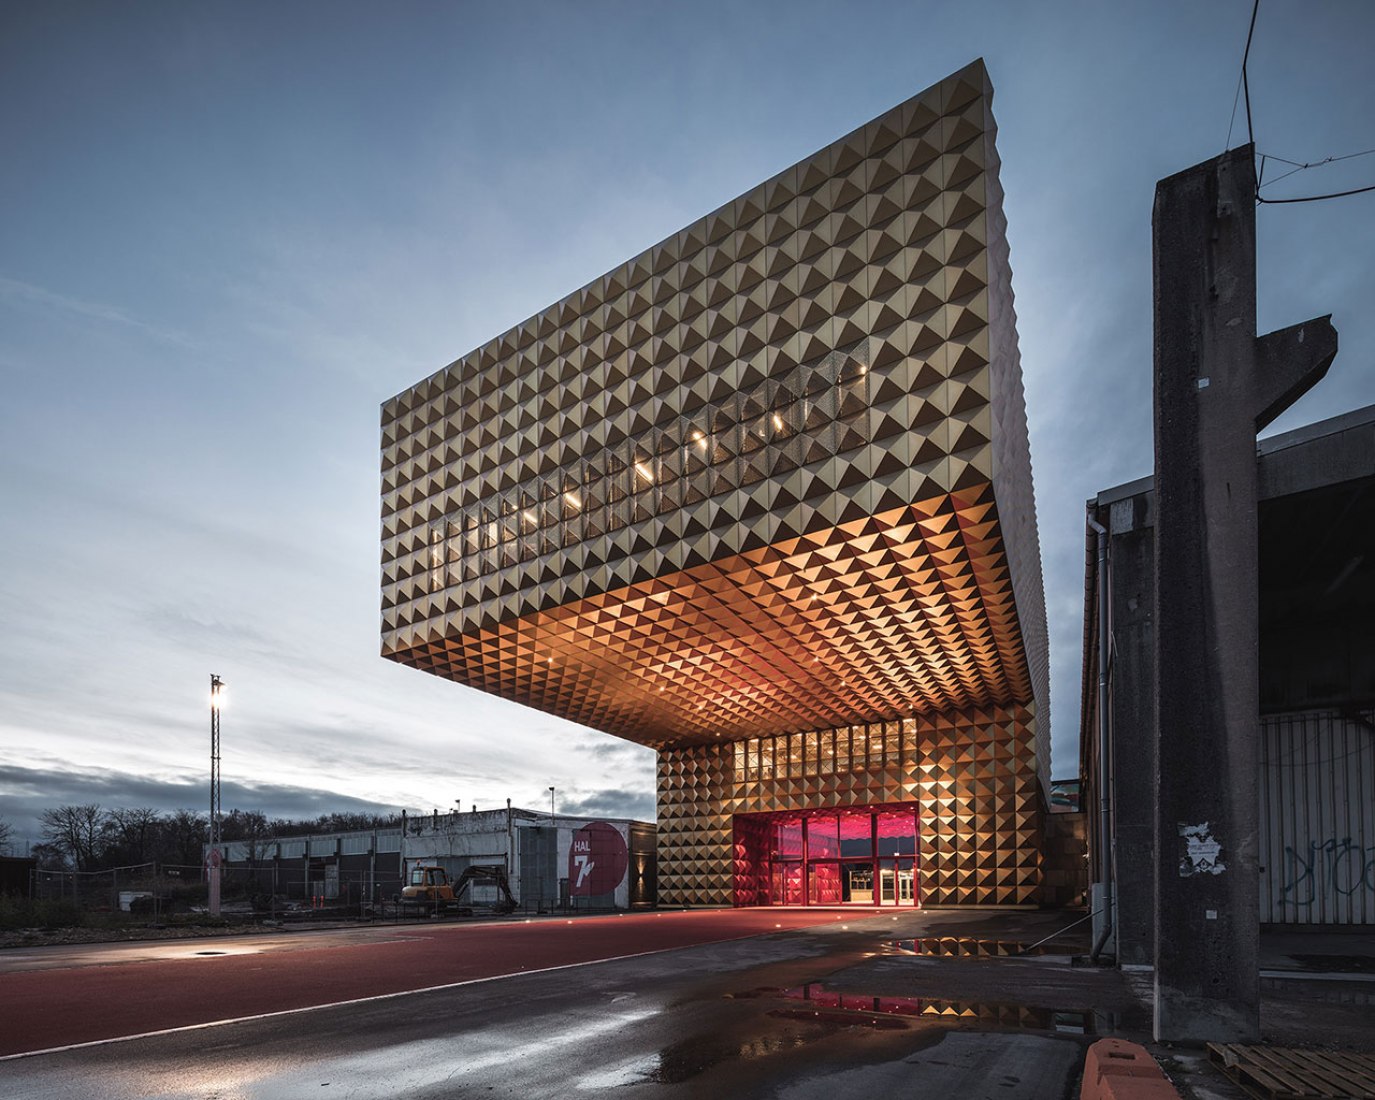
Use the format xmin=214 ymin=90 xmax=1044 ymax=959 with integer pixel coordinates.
xmin=1082 ymin=405 xmax=1375 ymax=964
xmin=381 ymin=60 xmax=1050 ymax=907
xmin=212 ymin=807 xmax=656 ymax=912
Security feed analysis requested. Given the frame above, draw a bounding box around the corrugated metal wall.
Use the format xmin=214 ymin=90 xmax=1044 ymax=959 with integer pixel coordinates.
xmin=1261 ymin=709 xmax=1375 ymax=925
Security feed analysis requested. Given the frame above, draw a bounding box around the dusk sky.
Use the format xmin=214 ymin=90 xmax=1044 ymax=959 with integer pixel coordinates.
xmin=2 ymin=1 xmax=1372 ymax=849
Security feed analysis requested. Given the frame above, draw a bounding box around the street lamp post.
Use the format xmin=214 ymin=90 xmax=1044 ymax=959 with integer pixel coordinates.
xmin=209 ymin=675 xmax=225 ymax=917
xmin=548 ymin=786 xmax=556 ymax=828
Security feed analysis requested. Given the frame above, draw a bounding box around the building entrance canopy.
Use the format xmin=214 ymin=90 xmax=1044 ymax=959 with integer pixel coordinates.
xmin=393 ymin=490 xmax=1029 ymax=748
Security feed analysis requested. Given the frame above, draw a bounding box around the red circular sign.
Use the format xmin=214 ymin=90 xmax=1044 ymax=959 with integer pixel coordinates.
xmin=568 ymin=822 xmax=629 ymax=897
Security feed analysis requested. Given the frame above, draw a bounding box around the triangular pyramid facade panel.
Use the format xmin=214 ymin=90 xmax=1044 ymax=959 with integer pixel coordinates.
xmin=382 ymin=61 xmax=1049 ymax=908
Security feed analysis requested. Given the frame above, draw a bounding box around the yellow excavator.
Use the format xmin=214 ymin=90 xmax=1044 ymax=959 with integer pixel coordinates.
xmin=397 ymin=864 xmax=517 ymax=914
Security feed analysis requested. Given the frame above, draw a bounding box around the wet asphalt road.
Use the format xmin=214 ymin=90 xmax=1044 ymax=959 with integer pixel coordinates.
xmin=1 ymin=909 xmax=1119 ymax=1099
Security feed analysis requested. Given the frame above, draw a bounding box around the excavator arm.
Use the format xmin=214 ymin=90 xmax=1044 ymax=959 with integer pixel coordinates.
xmin=451 ymin=865 xmax=517 ymax=912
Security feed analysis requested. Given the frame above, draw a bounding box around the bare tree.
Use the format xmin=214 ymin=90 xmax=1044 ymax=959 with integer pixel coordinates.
xmin=30 ymin=841 xmax=68 ymax=870
xmin=157 ymin=809 xmax=208 ymax=866
xmin=39 ymin=804 xmax=107 ymax=871
xmin=317 ymin=811 xmax=400 ymax=833
xmin=221 ymin=809 xmax=274 ymax=889
xmin=0 ymin=815 xmax=13 ymax=855
xmin=221 ymin=808 xmax=269 ymax=845
xmin=105 ymin=807 xmax=162 ymax=865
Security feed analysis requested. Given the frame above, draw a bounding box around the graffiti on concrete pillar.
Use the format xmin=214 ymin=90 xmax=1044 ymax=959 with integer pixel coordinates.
xmin=1280 ymin=837 xmax=1375 ymax=907
xmin=1178 ymin=822 xmax=1226 ymax=876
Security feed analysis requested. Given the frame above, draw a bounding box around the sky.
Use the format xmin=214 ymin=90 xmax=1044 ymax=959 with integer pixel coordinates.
xmin=2 ymin=1 xmax=1372 ymax=851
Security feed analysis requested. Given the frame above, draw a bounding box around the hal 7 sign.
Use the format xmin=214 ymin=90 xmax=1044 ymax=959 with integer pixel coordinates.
xmin=568 ymin=822 xmax=629 ymax=897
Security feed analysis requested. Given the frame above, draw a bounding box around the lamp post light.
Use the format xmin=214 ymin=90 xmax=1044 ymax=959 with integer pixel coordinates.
xmin=209 ymin=675 xmax=225 ymax=917
xmin=548 ymin=786 xmax=556 ymax=828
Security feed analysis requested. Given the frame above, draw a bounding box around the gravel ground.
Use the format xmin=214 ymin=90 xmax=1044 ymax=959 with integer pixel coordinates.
xmin=0 ymin=921 xmax=288 ymax=950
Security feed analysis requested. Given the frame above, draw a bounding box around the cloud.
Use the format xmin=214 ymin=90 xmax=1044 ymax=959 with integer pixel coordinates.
xmin=573 ymin=739 xmax=654 ymax=763
xmin=0 ymin=763 xmax=402 ymax=848
xmin=557 ymin=787 xmax=656 ymax=823
xmin=0 ymin=276 xmax=194 ymax=349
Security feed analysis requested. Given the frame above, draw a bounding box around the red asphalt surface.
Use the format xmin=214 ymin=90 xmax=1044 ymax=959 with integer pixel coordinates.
xmin=1 ymin=908 xmax=870 ymax=1057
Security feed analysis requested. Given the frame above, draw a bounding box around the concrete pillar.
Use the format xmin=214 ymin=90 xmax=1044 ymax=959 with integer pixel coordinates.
xmin=1152 ymin=144 xmax=1335 ymax=1043
xmin=1105 ymin=491 xmax=1157 ymax=969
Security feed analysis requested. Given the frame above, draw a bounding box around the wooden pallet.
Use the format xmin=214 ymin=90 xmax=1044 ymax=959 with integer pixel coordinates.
xmin=1208 ymin=1043 xmax=1375 ymax=1099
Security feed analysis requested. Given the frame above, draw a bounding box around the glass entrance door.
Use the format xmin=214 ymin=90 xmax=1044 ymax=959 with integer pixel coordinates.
xmin=772 ymin=861 xmax=804 ymax=905
xmin=878 ymin=858 xmax=915 ymax=904
xmin=879 ymin=861 xmax=896 ymax=905
xmin=807 ymin=862 xmax=841 ymax=905
xmin=733 ymin=803 xmax=921 ymax=906
xmin=843 ymin=862 xmax=874 ymax=903
xmin=898 ymin=863 xmax=915 ymax=903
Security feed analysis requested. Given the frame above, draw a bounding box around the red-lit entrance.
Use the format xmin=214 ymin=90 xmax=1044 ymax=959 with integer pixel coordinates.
xmin=732 ymin=804 xmax=920 ymax=906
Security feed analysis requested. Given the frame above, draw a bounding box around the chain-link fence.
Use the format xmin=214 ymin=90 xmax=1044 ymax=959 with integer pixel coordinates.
xmin=15 ymin=863 xmax=398 ymax=926
xmin=7 ymin=860 xmax=624 ymax=931
xmin=29 ymin=863 xmax=200 ymax=920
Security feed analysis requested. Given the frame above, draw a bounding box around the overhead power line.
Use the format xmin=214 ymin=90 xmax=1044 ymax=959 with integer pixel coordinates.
xmin=1227 ymin=0 xmax=1375 ymax=205
xmin=1257 ymin=182 xmax=1375 ymax=205
xmin=1256 ymin=148 xmax=1375 ymax=204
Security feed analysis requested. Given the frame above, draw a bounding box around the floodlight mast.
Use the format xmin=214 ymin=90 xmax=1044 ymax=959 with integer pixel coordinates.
xmin=209 ymin=674 xmax=224 ymax=917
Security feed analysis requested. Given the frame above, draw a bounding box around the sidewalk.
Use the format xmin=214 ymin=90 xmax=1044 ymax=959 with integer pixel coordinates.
xmin=910 ymin=910 xmax=1375 ymax=1097
xmin=1116 ymin=928 xmax=1375 ymax=1099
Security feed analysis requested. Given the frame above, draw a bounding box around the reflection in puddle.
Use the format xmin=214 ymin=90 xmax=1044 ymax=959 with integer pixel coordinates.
xmin=649 ymin=1030 xmax=818 ymax=1084
xmin=580 ymin=980 xmax=1120 ymax=1090
xmin=578 ymin=1027 xmax=828 ymax=1089
xmin=770 ymin=983 xmax=1107 ymax=1034
xmin=884 ymin=937 xmax=1042 ymax=958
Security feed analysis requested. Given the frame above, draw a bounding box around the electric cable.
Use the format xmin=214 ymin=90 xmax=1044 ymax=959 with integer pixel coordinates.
xmin=1242 ymin=0 xmax=1260 ymax=151
xmin=1258 ymin=182 xmax=1375 ymax=205
xmin=1231 ymin=0 xmax=1375 ymax=204
xmin=1224 ymin=52 xmax=1247 ymax=150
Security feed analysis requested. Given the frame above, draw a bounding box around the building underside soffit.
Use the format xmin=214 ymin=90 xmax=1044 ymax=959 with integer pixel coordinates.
xmin=387 ymin=483 xmax=1032 ymax=748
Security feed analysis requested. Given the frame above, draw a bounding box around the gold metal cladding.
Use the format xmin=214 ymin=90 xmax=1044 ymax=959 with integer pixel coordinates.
xmin=657 ymin=703 xmax=1042 ymax=907
xmin=380 ymin=61 xmax=1050 ymax=906
xmin=389 ymin=486 xmax=1030 ymax=748
xmin=381 ymin=61 xmax=1045 ymax=737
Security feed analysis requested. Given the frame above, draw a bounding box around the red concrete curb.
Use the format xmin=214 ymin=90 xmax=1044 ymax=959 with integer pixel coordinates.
xmin=1081 ymin=1038 xmax=1182 ymax=1100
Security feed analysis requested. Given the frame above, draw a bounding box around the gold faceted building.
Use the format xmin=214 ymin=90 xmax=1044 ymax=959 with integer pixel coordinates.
xmin=382 ymin=60 xmax=1050 ymax=907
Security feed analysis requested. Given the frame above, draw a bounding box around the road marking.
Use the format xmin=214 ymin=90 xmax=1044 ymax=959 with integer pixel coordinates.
xmin=0 ymin=942 xmax=700 ymax=1061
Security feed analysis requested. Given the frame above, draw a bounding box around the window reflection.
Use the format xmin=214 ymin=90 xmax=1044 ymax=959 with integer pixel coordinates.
xmin=808 ymin=817 xmax=840 ymax=859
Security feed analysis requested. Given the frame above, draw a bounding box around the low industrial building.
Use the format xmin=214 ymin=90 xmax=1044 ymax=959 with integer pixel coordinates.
xmin=211 ymin=806 xmax=656 ymax=912
xmin=1082 ymin=404 xmax=1375 ymax=965
xmin=0 ymin=855 xmax=37 ymax=898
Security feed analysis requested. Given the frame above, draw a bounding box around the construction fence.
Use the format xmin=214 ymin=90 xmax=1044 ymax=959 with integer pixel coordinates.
xmin=22 ymin=862 xmax=403 ymax=923
xmin=15 ymin=861 xmax=603 ymax=925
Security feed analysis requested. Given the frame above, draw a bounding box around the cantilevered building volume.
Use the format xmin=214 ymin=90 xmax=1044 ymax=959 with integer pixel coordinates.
xmin=381 ymin=60 xmax=1049 ymax=907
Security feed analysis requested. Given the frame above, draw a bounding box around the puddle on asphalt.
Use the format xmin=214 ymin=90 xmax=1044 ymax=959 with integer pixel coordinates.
xmin=648 ymin=1029 xmax=821 ymax=1083
xmin=767 ymin=982 xmax=1103 ymax=1034
xmin=581 ymin=968 xmax=1133 ymax=1090
xmin=576 ymin=1022 xmax=836 ymax=1089
xmin=883 ymin=937 xmax=1044 ymax=958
